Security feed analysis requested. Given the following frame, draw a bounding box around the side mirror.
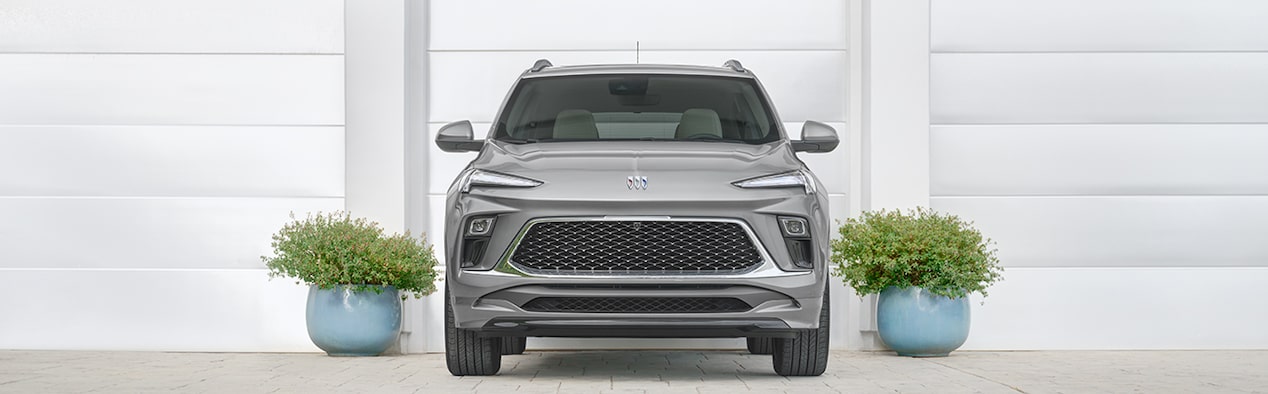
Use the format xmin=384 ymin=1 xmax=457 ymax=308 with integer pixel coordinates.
xmin=435 ymin=120 xmax=484 ymax=152
xmin=791 ymin=121 xmax=839 ymax=153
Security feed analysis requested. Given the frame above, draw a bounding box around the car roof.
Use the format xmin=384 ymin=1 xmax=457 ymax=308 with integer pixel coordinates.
xmin=522 ymin=63 xmax=755 ymax=79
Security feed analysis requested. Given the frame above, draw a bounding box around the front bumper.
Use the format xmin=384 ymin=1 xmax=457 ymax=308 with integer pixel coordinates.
xmin=444 ymin=187 xmax=830 ymax=337
xmin=450 ymin=271 xmax=824 ymax=336
xmin=477 ymin=318 xmax=800 ymax=338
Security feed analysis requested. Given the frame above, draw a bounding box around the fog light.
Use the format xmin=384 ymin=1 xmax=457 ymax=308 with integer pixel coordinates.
xmin=468 ymin=217 xmax=495 ymax=236
xmin=779 ymin=217 xmax=809 ymax=238
xmin=786 ymin=239 xmax=814 ymax=269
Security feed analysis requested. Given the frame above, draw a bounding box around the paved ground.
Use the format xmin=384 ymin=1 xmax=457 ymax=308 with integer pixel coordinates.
xmin=1 ymin=350 xmax=1265 ymax=393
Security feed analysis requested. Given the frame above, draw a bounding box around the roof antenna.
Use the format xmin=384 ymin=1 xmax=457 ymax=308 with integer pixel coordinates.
xmin=635 ymin=41 xmax=640 ymax=64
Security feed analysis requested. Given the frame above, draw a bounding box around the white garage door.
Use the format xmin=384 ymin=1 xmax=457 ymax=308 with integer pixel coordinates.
xmin=413 ymin=0 xmax=853 ymax=352
xmin=931 ymin=0 xmax=1268 ymax=349
xmin=0 ymin=0 xmax=344 ymax=351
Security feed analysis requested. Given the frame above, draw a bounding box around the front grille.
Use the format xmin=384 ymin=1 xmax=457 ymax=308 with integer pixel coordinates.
xmin=521 ymin=297 xmax=752 ymax=313
xmin=509 ymin=220 xmax=763 ymax=275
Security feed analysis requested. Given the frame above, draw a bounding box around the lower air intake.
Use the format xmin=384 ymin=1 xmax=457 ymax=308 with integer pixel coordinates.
xmin=521 ymin=297 xmax=752 ymax=313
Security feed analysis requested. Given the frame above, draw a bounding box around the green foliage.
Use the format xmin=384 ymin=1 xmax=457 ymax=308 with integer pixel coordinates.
xmin=830 ymin=207 xmax=1002 ymax=299
xmin=262 ymin=212 xmax=439 ymax=299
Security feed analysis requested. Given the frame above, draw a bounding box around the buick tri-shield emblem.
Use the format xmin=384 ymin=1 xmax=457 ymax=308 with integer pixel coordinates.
xmin=627 ymin=176 xmax=648 ymax=190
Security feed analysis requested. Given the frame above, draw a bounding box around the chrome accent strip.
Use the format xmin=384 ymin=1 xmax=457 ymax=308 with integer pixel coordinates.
xmin=492 ymin=216 xmax=804 ymax=279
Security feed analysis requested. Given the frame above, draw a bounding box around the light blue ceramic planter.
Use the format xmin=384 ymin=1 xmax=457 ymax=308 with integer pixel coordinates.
xmin=876 ymin=286 xmax=970 ymax=357
xmin=306 ymin=285 xmax=401 ymax=357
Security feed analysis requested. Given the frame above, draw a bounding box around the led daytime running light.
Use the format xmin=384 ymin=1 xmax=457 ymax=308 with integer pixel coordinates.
xmin=461 ymin=170 xmax=543 ymax=193
xmin=732 ymin=171 xmax=815 ymax=194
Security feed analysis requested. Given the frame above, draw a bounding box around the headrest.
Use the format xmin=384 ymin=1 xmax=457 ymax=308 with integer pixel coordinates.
xmin=675 ymin=108 xmax=723 ymax=139
xmin=553 ymin=109 xmax=599 ymax=140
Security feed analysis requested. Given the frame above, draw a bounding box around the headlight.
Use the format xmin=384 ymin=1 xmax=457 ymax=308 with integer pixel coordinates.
xmin=460 ymin=169 xmax=543 ymax=193
xmin=732 ymin=170 xmax=816 ymax=194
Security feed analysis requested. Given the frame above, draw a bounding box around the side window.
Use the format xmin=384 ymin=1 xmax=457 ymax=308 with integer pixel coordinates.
xmin=731 ymin=96 xmax=758 ymax=140
xmin=509 ymin=87 xmax=553 ymax=140
xmin=501 ymin=84 xmax=533 ymax=138
xmin=738 ymin=85 xmax=772 ymax=139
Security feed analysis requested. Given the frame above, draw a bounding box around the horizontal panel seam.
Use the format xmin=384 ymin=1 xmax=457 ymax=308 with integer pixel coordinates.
xmin=428 ymin=121 xmax=850 ymax=125
xmin=0 ymin=124 xmax=347 ymax=128
xmin=931 ymin=123 xmax=1268 ymax=126
xmin=988 ymin=266 xmax=1268 ymax=271
xmin=0 ymin=196 xmax=346 ymax=200
xmin=11 ymin=267 xmax=1265 ymax=272
xmin=930 ymin=50 xmax=1268 ymax=55
xmin=428 ymin=48 xmax=848 ymax=53
xmin=427 ymin=121 xmax=850 ymax=125
xmin=424 ymin=193 xmax=851 ymax=197
xmin=931 ymin=195 xmax=1268 ymax=198
xmin=0 ymin=52 xmax=344 ymax=56
xmin=0 ymin=268 xmax=269 ymax=272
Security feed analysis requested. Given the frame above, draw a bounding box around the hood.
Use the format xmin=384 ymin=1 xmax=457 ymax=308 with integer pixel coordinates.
xmin=468 ymin=141 xmax=804 ymax=200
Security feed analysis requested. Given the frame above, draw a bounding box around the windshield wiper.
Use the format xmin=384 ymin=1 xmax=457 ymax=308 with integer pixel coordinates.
xmin=499 ymin=138 xmax=545 ymax=144
xmin=683 ymin=138 xmax=748 ymax=143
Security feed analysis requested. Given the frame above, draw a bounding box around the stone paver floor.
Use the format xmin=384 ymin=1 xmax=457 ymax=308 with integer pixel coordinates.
xmin=1 ymin=350 xmax=1265 ymax=393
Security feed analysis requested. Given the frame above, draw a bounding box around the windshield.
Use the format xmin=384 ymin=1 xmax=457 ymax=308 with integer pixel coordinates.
xmin=494 ymin=74 xmax=781 ymax=144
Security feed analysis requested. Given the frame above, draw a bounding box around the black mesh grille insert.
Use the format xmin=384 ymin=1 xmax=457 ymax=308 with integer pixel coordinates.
xmin=521 ymin=297 xmax=752 ymax=313
xmin=509 ymin=220 xmax=763 ymax=275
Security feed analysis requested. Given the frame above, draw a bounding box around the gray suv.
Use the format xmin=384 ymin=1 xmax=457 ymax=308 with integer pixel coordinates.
xmin=437 ymin=60 xmax=839 ymax=377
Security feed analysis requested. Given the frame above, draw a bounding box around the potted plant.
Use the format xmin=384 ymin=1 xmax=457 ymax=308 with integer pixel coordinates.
xmin=263 ymin=212 xmax=439 ymax=356
xmin=831 ymin=207 xmax=1002 ymax=357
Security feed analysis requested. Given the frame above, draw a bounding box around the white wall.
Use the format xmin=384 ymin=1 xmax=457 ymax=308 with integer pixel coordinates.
xmin=344 ymin=0 xmax=417 ymax=354
xmin=0 ymin=0 xmax=343 ymax=351
xmin=6 ymin=0 xmax=1264 ymax=353
xmin=412 ymin=0 xmax=856 ymax=351
xmin=930 ymin=0 xmax=1268 ymax=349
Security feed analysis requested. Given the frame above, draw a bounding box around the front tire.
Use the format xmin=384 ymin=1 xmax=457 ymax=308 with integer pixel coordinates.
xmin=746 ymin=337 xmax=773 ymax=354
xmin=445 ymin=286 xmax=502 ymax=376
xmin=772 ymin=287 xmax=830 ymax=376
xmin=500 ymin=336 xmax=527 ymax=355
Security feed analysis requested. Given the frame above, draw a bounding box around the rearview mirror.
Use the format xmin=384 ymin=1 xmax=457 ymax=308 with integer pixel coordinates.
xmin=791 ymin=121 xmax=839 ymax=153
xmin=436 ymin=120 xmax=484 ymax=152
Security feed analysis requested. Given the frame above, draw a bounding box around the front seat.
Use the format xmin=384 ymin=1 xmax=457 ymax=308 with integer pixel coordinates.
xmin=675 ymin=108 xmax=723 ymax=139
xmin=553 ymin=109 xmax=599 ymax=140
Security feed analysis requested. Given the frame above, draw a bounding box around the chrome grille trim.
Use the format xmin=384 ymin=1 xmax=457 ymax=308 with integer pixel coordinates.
xmin=496 ymin=217 xmax=774 ymax=278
